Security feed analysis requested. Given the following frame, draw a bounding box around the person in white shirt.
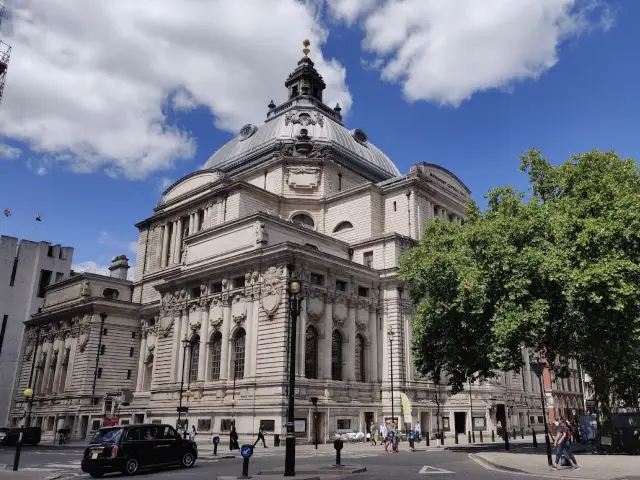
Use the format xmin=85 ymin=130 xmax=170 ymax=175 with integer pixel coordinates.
xmin=415 ymin=421 xmax=422 ymax=442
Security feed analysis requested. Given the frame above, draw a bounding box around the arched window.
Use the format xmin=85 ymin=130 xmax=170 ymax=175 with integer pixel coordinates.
xmin=102 ymin=288 xmax=120 ymax=300
xmin=355 ymin=334 xmax=365 ymax=382
xmin=305 ymin=326 xmax=318 ymax=379
xmin=291 ymin=213 xmax=315 ymax=229
xmin=331 ymin=330 xmax=343 ymax=381
xmin=209 ymin=332 xmax=222 ymax=380
xmin=333 ymin=221 xmax=353 ymax=233
xmin=233 ymin=329 xmax=246 ymax=380
xmin=143 ymin=354 xmax=154 ymax=391
xmin=188 ymin=335 xmax=200 ymax=383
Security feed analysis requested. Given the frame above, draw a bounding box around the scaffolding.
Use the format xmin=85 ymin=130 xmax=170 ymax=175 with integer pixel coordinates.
xmin=0 ymin=2 xmax=11 ymax=106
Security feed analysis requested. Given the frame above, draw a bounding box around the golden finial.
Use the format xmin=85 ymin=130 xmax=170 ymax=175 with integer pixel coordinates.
xmin=303 ymin=39 xmax=311 ymax=56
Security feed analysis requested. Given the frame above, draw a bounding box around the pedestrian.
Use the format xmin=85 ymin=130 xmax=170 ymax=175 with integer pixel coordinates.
xmin=230 ymin=425 xmax=239 ymax=451
xmin=552 ymin=418 xmax=579 ymax=470
xmin=370 ymin=422 xmax=378 ymax=446
xmin=380 ymin=423 xmax=388 ymax=451
xmin=189 ymin=425 xmax=197 ymax=442
xmin=391 ymin=425 xmax=399 ymax=453
xmin=415 ymin=421 xmax=422 ymax=442
xmin=254 ymin=423 xmax=268 ymax=448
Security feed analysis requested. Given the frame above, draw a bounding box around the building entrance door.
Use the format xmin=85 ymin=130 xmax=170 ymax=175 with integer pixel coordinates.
xmin=364 ymin=412 xmax=374 ymax=433
xmin=454 ymin=412 xmax=466 ymax=434
xmin=314 ymin=412 xmax=326 ymax=444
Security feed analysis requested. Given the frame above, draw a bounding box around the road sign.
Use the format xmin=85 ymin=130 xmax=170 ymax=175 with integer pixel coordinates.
xmin=419 ymin=465 xmax=454 ymax=474
xmin=240 ymin=444 xmax=254 ymax=458
xmin=176 ymin=406 xmax=188 ymax=413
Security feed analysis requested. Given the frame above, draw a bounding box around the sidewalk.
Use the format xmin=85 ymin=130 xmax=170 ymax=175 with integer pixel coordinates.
xmin=473 ymin=448 xmax=640 ymax=480
xmin=0 ymin=471 xmax=63 ymax=480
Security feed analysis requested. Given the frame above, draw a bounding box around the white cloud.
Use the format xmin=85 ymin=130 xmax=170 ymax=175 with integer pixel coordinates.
xmin=1 ymin=0 xmax=352 ymax=179
xmin=0 ymin=144 xmax=22 ymax=160
xmin=98 ymin=231 xmax=138 ymax=255
xmin=328 ymin=0 xmax=613 ymax=106
xmin=72 ymin=260 xmax=135 ymax=280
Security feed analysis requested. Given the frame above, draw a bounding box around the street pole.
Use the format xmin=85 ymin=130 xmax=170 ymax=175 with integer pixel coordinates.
xmin=311 ymin=397 xmax=318 ymax=449
xmin=388 ymin=328 xmax=395 ymax=429
xmin=469 ymin=378 xmax=475 ymax=443
xmin=284 ymin=277 xmax=301 ymax=477
xmin=92 ymin=313 xmax=107 ymax=405
xmin=178 ymin=339 xmax=188 ymax=437
xmin=532 ymin=360 xmax=553 ymax=466
xmin=232 ymin=359 xmax=237 ymax=426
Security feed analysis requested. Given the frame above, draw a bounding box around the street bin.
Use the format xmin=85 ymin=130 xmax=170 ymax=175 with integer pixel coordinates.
xmin=274 ymin=434 xmax=280 ymax=447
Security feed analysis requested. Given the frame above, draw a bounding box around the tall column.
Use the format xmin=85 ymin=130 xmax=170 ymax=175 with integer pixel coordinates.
xmin=177 ymin=311 xmax=188 ymax=381
xmin=40 ymin=340 xmax=53 ymax=394
xmin=297 ymin=297 xmax=307 ymax=377
xmin=170 ymin=310 xmax=182 ymax=382
xmin=154 ymin=226 xmax=162 ymax=268
xmin=346 ymin=300 xmax=356 ymax=382
xmin=368 ymin=307 xmax=378 ymax=383
xmin=217 ymin=200 xmax=223 ymax=225
xmin=51 ymin=336 xmax=65 ymax=393
xmin=198 ymin=305 xmax=209 ymax=381
xmin=136 ymin=323 xmax=148 ymax=391
xmin=244 ymin=293 xmax=254 ymax=378
xmin=64 ymin=336 xmax=78 ymax=391
xmin=189 ymin=214 xmax=194 ymax=234
xmin=322 ymin=297 xmax=333 ymax=380
xmin=219 ymin=297 xmax=232 ymax=380
xmin=160 ymin=224 xmax=170 ymax=268
xmin=248 ymin=294 xmax=259 ymax=377
xmin=523 ymin=347 xmax=532 ymax=393
xmin=173 ymin=218 xmax=183 ymax=264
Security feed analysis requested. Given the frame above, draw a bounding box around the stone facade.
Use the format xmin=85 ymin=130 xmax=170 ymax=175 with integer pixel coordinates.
xmin=10 ymin=51 xmax=583 ymax=442
xmin=0 ymin=235 xmax=73 ymax=425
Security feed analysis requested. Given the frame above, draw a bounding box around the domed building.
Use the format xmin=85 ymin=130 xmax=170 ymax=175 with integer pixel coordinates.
xmin=12 ymin=47 xmax=561 ymax=445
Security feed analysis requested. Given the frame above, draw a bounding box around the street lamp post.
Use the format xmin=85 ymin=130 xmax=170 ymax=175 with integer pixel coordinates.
xmin=388 ymin=328 xmax=395 ymax=429
xmin=232 ymin=359 xmax=238 ymax=426
xmin=311 ymin=397 xmax=318 ymax=449
xmin=530 ymin=356 xmax=553 ymax=466
xmin=469 ymin=378 xmax=475 ymax=443
xmin=12 ymin=389 xmax=34 ymax=471
xmin=178 ymin=338 xmax=190 ymax=438
xmin=284 ymin=277 xmax=302 ymax=477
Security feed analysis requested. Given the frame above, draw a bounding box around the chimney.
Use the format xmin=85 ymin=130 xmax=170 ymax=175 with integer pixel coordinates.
xmin=109 ymin=255 xmax=130 ymax=280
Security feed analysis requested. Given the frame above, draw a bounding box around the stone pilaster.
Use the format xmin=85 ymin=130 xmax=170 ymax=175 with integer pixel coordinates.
xmin=198 ymin=304 xmax=209 ymax=381
xmin=322 ymin=296 xmax=333 ymax=380
xmin=220 ymin=296 xmax=232 ymax=380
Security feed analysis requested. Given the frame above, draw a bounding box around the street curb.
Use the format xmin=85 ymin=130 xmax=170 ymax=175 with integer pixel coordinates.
xmin=469 ymin=453 xmax=600 ymax=480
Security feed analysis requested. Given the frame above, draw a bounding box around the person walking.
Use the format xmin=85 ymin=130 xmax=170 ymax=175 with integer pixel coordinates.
xmin=380 ymin=423 xmax=389 ymax=452
xmin=415 ymin=421 xmax=422 ymax=442
xmin=189 ymin=425 xmax=197 ymax=442
xmin=370 ymin=422 xmax=377 ymax=446
xmin=230 ymin=425 xmax=239 ymax=451
xmin=254 ymin=423 xmax=268 ymax=448
xmin=552 ymin=418 xmax=579 ymax=470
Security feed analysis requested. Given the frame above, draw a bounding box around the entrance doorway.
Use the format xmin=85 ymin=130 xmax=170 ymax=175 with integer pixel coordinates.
xmin=79 ymin=416 xmax=89 ymax=440
xmin=364 ymin=412 xmax=374 ymax=433
xmin=454 ymin=412 xmax=466 ymax=434
xmin=496 ymin=404 xmax=506 ymax=436
xmin=313 ymin=412 xmax=326 ymax=444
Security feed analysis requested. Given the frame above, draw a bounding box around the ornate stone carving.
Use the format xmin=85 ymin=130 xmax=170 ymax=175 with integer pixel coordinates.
xmin=306 ymin=142 xmax=330 ymax=159
xmin=145 ymin=345 xmax=155 ymax=364
xmin=332 ymin=316 xmax=345 ymax=328
xmin=61 ymin=347 xmax=71 ymax=367
xmin=255 ymin=221 xmax=269 ymax=245
xmin=36 ymin=351 xmax=47 ymax=370
xmin=78 ymin=314 xmax=92 ymax=352
xmin=231 ymin=295 xmax=247 ymax=325
xmin=209 ymin=298 xmax=223 ymax=328
xmin=356 ymin=321 xmax=367 ymax=333
xmin=306 ymin=289 xmax=324 ymax=323
xmin=285 ymin=166 xmax=320 ymax=189
xmin=284 ymin=111 xmax=324 ymax=127
xmin=293 ymin=265 xmax=311 ymax=284
xmin=80 ymin=279 xmax=91 ymax=297
xmin=261 ymin=266 xmax=283 ymax=318
xmin=333 ymin=296 xmax=348 ymax=324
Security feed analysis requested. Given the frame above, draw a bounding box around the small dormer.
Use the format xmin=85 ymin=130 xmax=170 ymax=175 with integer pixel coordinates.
xmin=284 ymin=40 xmax=326 ymax=102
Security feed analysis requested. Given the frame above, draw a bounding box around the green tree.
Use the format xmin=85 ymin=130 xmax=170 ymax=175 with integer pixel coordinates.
xmin=400 ymin=149 xmax=640 ymax=428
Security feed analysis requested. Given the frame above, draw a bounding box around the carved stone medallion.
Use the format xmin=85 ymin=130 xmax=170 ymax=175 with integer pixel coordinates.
xmin=261 ymin=266 xmax=283 ymax=318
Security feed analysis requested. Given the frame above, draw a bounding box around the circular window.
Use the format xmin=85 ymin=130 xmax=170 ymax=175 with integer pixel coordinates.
xmin=352 ymin=129 xmax=368 ymax=144
xmin=291 ymin=213 xmax=315 ymax=229
xmin=239 ymin=124 xmax=257 ymax=141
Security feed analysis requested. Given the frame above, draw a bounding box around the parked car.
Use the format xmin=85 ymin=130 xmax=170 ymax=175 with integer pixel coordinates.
xmin=0 ymin=427 xmax=41 ymax=446
xmin=80 ymin=424 xmax=197 ymax=477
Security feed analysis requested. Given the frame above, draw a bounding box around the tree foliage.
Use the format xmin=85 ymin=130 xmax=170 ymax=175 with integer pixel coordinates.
xmin=400 ymin=149 xmax=640 ymax=417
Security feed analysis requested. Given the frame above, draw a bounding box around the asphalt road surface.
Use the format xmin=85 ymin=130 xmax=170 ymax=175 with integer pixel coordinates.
xmin=0 ymin=445 xmax=546 ymax=479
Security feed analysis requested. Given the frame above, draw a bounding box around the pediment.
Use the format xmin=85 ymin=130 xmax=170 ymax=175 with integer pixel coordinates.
xmin=161 ymin=170 xmax=226 ymax=204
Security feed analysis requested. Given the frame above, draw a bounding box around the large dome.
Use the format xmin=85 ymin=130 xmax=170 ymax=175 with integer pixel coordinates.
xmin=202 ymin=106 xmax=401 ymax=180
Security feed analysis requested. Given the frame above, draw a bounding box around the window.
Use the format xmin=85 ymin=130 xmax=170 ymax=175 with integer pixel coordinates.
xmin=90 ymin=419 xmax=101 ymax=431
xmin=103 ymin=288 xmax=119 ymax=300
xmin=103 ymin=329 xmax=108 ymax=335
xmin=291 ymin=213 xmax=315 ymax=229
xmin=363 ymin=251 xmax=373 ymax=268
xmin=220 ymin=419 xmax=233 ymax=431
xmin=331 ymin=330 xmax=343 ymax=381
xmin=310 ymin=273 xmax=324 ymax=286
xmin=191 ymin=287 xmax=201 ymax=298
xmin=97 ymin=368 xmax=103 ymax=378
xmin=260 ymin=420 xmax=276 ymax=432
xmin=189 ymin=336 xmax=200 ymax=383
xmin=209 ymin=332 xmax=222 ymax=380
xmin=333 ymin=221 xmax=353 ymax=233
xmin=126 ymin=370 xmax=132 ymax=380
xmin=355 ymin=334 xmax=365 ymax=382
xmin=537 ymin=416 xmax=544 ymax=424
xmin=197 ymin=419 xmax=212 ymax=431
xmin=472 ymin=416 xmax=486 ymax=430
xmin=37 ymin=269 xmax=52 ymax=297
xmin=393 ymin=201 xmax=397 ymax=212
xmin=338 ymin=173 xmax=342 ymax=192
xmin=125 ymin=427 xmax=141 ymax=441
xmin=9 ymin=257 xmax=18 ymax=286
xmin=233 ymin=276 xmax=245 ymax=289
xmin=55 ymin=272 xmax=64 ymax=283
xmin=335 ymin=280 xmax=347 ymax=292
xmin=212 ymin=282 xmax=223 ymax=293
xmin=131 ymin=332 xmax=136 ymax=338
xmin=100 ymin=345 xmax=106 ymax=355
xmin=233 ymin=329 xmax=246 ymax=380
xmin=0 ymin=315 xmax=7 ymax=355
xmin=336 ymin=419 xmax=351 ymax=430
xmin=529 ymin=416 xmax=536 ymax=425
xmin=129 ymin=347 xmax=134 ymax=357
xmin=442 ymin=417 xmax=450 ymax=430
xmin=358 ymin=287 xmax=369 ymax=297
xmin=198 ymin=210 xmax=205 ymax=231
xmin=47 ymin=246 xmax=54 ymax=257
xmin=305 ymin=326 xmax=318 ymax=379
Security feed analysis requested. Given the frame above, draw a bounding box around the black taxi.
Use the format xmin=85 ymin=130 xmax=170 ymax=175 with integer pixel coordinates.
xmin=81 ymin=424 xmax=197 ymax=477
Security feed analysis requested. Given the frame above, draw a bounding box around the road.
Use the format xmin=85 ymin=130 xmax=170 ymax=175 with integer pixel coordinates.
xmin=0 ymin=444 xmax=550 ymax=479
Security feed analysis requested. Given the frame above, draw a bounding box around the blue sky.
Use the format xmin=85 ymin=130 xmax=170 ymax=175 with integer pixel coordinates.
xmin=0 ymin=0 xmax=634 ymax=274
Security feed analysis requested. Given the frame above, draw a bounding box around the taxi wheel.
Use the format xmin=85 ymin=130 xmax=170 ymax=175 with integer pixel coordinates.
xmin=181 ymin=452 xmax=195 ymax=468
xmin=124 ymin=458 xmax=139 ymax=475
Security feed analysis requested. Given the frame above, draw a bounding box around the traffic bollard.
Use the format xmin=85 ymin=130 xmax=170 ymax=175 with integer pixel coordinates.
xmin=479 ymin=430 xmax=483 ymax=443
xmin=472 ymin=431 xmax=475 ymax=443
xmin=521 ymin=427 xmax=525 ymax=439
xmin=213 ymin=436 xmax=220 ymax=456
xmin=532 ymin=428 xmax=538 ymax=448
xmin=512 ymin=428 xmax=516 ymax=441
xmin=455 ymin=431 xmax=459 ymax=444
xmin=12 ymin=428 xmax=24 ymax=471
xmin=467 ymin=431 xmax=471 ymax=443
xmin=334 ymin=439 xmax=343 ymax=466
xmin=239 ymin=444 xmax=253 ymax=479
xmin=491 ymin=430 xmax=495 ymax=442
xmin=426 ymin=433 xmax=430 ymax=447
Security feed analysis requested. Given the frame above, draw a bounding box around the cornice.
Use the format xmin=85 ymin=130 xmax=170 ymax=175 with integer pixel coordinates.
xmin=350 ymin=232 xmax=416 ymax=250
xmin=27 ymin=298 xmax=142 ymax=325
